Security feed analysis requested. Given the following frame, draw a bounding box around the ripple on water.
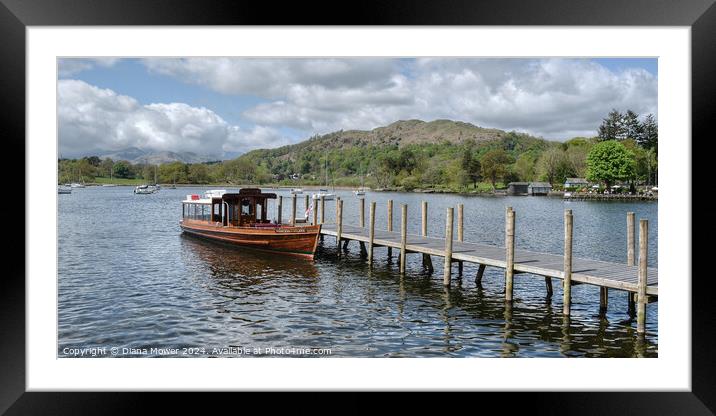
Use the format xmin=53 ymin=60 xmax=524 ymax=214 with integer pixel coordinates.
xmin=58 ymin=188 xmax=658 ymax=357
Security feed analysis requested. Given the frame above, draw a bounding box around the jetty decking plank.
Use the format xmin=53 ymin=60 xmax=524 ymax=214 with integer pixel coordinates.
xmin=319 ymin=222 xmax=658 ymax=296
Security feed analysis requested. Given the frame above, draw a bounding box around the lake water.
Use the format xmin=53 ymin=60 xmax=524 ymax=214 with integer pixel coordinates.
xmin=58 ymin=186 xmax=658 ymax=357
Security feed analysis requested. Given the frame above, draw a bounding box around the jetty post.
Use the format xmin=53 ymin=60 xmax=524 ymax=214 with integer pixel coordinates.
xmin=277 ymin=195 xmax=283 ymax=224
xmin=368 ymin=201 xmax=376 ymax=266
xmin=421 ymin=201 xmax=428 ymax=236
xmin=637 ymin=219 xmax=649 ymax=334
xmin=400 ymin=204 xmax=408 ymax=274
xmin=562 ymin=209 xmax=573 ymax=315
xmin=320 ymin=196 xmax=326 ymax=224
xmin=312 ymin=197 xmax=318 ymax=225
xmin=627 ymin=212 xmax=636 ymax=314
xmin=336 ymin=199 xmax=343 ymax=252
xmin=421 ymin=201 xmax=433 ymax=272
xmin=476 ymin=264 xmax=486 ymax=286
xmin=457 ymin=203 xmax=464 ymax=276
xmin=443 ymin=207 xmax=454 ymax=286
xmin=291 ymin=194 xmax=297 ymax=225
xmin=305 ymin=194 xmax=309 ymax=214
xmin=359 ymin=197 xmax=365 ymax=228
xmin=505 ymin=207 xmax=515 ymax=301
xmin=387 ymin=199 xmax=393 ymax=258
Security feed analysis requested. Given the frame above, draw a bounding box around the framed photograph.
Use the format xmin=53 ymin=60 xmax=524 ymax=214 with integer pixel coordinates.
xmin=4 ymin=0 xmax=711 ymax=412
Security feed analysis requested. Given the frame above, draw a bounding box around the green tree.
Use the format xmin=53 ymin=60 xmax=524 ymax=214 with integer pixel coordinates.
xmin=222 ymin=158 xmax=257 ymax=184
xmin=555 ymin=157 xmax=576 ymax=185
xmin=513 ymin=153 xmax=536 ymax=182
xmin=100 ymin=158 xmax=114 ymax=178
xmin=461 ymin=149 xmax=482 ymax=188
xmin=623 ymin=110 xmax=642 ymax=141
xmin=536 ymin=147 xmax=566 ymax=185
xmin=188 ymin=164 xmax=210 ymax=184
xmin=565 ymin=141 xmax=592 ymax=178
xmin=141 ymin=165 xmax=155 ymax=182
xmin=480 ymin=149 xmax=511 ymax=189
xmin=422 ymin=163 xmax=445 ymax=188
xmin=597 ymin=109 xmax=626 ymax=141
xmin=84 ymin=156 xmax=101 ymax=167
xmin=586 ymin=140 xmax=636 ymax=188
xmin=112 ymin=160 xmax=131 ymax=178
xmin=638 ymin=113 xmax=658 ymax=152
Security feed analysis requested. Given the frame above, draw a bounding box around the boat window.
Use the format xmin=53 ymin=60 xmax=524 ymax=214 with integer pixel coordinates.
xmin=256 ymin=200 xmax=263 ymax=221
xmin=241 ymin=198 xmax=252 ymax=215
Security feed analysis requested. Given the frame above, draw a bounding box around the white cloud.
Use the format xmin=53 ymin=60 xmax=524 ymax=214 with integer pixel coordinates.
xmin=143 ymin=57 xmax=657 ymax=140
xmin=58 ymin=80 xmax=287 ymax=158
xmin=60 ymin=58 xmax=658 ymax=158
xmin=58 ymin=58 xmax=121 ymax=77
xmin=143 ymin=58 xmax=400 ymax=98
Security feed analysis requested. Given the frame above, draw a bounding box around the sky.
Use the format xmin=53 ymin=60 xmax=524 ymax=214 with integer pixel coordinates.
xmin=58 ymin=57 xmax=658 ymax=159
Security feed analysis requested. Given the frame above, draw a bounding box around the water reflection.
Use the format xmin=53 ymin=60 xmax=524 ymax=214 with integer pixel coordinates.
xmin=181 ymin=234 xmax=319 ymax=280
xmin=58 ymin=187 xmax=658 ymax=357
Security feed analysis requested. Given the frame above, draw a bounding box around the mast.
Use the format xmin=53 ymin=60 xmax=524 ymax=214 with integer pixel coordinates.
xmin=324 ymin=149 xmax=329 ymax=189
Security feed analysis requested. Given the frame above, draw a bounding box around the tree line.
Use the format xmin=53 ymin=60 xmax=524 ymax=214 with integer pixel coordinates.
xmin=59 ymin=110 xmax=657 ymax=191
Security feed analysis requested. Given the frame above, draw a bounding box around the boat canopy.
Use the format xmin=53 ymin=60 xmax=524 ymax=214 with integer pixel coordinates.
xmin=221 ymin=188 xmax=277 ymax=201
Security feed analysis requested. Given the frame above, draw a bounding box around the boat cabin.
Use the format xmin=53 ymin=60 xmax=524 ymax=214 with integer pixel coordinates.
xmin=182 ymin=188 xmax=278 ymax=227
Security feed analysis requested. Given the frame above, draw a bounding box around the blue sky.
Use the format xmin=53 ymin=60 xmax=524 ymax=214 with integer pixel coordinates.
xmin=58 ymin=57 xmax=658 ymax=158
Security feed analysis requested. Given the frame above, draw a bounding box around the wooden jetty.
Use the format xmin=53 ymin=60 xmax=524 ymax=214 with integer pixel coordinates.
xmin=562 ymin=192 xmax=657 ymax=201
xmin=307 ymin=195 xmax=657 ymax=334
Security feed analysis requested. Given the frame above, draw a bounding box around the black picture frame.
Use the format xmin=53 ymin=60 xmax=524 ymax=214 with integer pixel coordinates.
xmin=2 ymin=0 xmax=710 ymax=413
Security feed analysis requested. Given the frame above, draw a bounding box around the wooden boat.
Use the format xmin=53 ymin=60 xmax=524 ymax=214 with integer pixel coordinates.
xmin=180 ymin=188 xmax=321 ymax=259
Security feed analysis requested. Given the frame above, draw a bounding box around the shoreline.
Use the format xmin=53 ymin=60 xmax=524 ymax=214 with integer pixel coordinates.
xmin=78 ymin=183 xmax=657 ymax=200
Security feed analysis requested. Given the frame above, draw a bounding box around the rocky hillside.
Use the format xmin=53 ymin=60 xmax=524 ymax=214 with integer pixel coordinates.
xmin=242 ymin=119 xmax=514 ymax=161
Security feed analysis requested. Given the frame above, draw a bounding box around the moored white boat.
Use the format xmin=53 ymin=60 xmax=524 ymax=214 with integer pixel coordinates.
xmin=58 ymin=186 xmax=72 ymax=194
xmin=134 ymin=185 xmax=156 ymax=194
xmin=312 ymin=189 xmax=335 ymax=200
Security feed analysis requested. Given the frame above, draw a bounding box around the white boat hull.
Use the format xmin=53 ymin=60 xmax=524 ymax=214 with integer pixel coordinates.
xmin=312 ymin=193 xmax=335 ymax=200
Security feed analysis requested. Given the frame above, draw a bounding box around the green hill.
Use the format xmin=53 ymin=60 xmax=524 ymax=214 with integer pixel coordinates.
xmin=236 ymin=119 xmax=553 ymax=190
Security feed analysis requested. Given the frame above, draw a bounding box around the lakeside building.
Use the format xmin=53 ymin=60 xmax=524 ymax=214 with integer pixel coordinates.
xmin=528 ymin=182 xmax=552 ymax=195
xmin=564 ymin=177 xmax=589 ymax=188
xmin=507 ymin=182 xmax=530 ymax=195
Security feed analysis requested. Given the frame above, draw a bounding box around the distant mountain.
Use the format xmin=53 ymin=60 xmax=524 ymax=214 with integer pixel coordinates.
xmin=98 ymin=147 xmax=222 ymax=164
xmin=98 ymin=147 xmax=148 ymax=162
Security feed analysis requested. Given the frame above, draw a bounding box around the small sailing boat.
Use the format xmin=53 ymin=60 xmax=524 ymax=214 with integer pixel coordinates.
xmin=167 ymin=173 xmax=177 ymax=189
xmin=70 ymin=167 xmax=86 ymax=188
xmin=134 ymin=184 xmax=155 ymax=194
xmin=152 ymin=165 xmax=161 ymax=191
xmin=312 ymin=150 xmax=335 ymax=200
xmin=102 ymin=165 xmax=116 ymax=186
xmin=354 ymin=138 xmax=371 ymax=197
